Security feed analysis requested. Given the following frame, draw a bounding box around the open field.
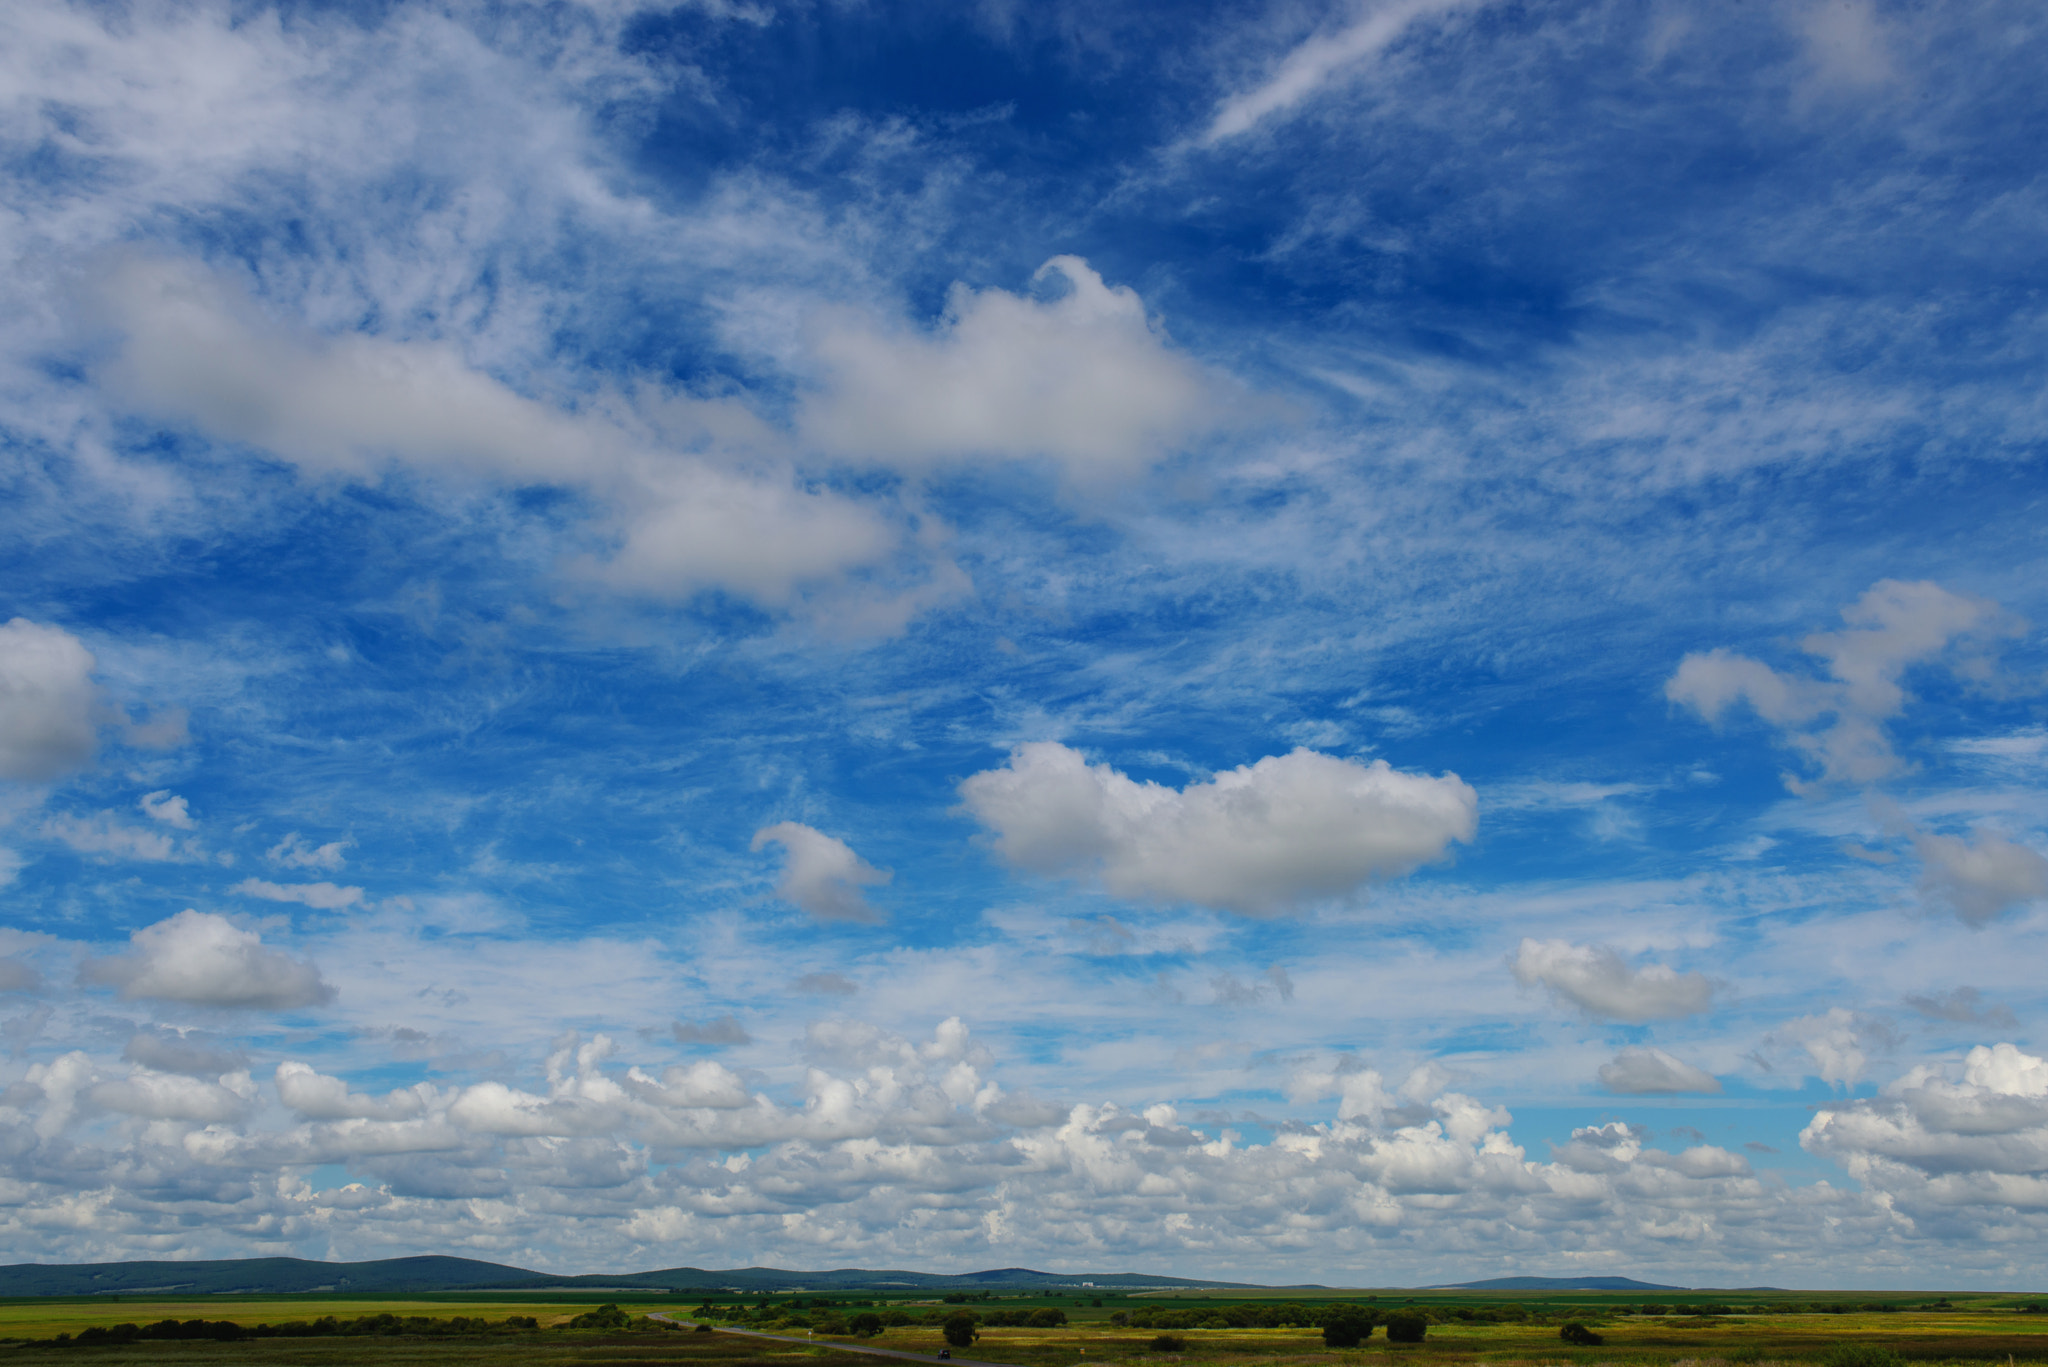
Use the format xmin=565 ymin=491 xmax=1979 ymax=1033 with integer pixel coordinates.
xmin=6 ymin=1292 xmax=2048 ymax=1366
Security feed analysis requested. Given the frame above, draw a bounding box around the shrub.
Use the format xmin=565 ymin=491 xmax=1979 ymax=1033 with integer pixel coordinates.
xmin=1384 ymin=1312 xmax=1427 ymax=1344
xmin=851 ymin=1313 xmax=885 ymax=1337
xmin=882 ymin=1310 xmax=913 ymax=1327
xmin=567 ymin=1304 xmax=634 ymax=1331
xmin=695 ymin=1323 xmax=714 ymax=1333
xmin=1150 ymin=1334 xmax=1187 ymax=1352
xmin=1110 ymin=1312 xmax=1131 ymax=1327
xmin=1560 ymin=1323 xmax=1604 ymax=1346
xmin=943 ymin=1312 xmax=980 ymax=1347
xmin=1027 ymin=1308 xmax=1069 ymax=1328
xmin=1323 ymin=1318 xmax=1374 ymax=1348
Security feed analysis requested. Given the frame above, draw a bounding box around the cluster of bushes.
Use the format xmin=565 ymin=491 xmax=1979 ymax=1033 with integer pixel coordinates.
xmin=976 ymin=1308 xmax=1069 ymax=1328
xmin=50 ymin=1313 xmax=544 ymax=1346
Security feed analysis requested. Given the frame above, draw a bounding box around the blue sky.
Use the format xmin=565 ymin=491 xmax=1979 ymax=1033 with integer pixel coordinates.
xmin=2 ymin=0 xmax=2047 ymax=1289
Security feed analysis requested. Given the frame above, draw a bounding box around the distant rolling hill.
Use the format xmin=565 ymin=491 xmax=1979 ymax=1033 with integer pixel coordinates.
xmin=0 ymin=1257 xmax=1270 ymax=1298
xmin=1430 ymin=1276 xmax=1689 ymax=1291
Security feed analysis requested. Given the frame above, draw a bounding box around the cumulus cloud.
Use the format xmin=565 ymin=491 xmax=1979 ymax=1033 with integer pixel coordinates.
xmin=1204 ymin=0 xmax=1471 ymax=143
xmin=1509 ymin=939 xmax=1715 ymax=1022
xmin=232 ymin=877 xmax=364 ymax=911
xmin=1600 ymin=1046 xmax=1722 ymax=1094
xmin=42 ymin=811 xmax=179 ymax=862
xmin=1910 ymin=826 xmax=2048 ymax=926
xmin=672 ymin=1015 xmax=750 ymax=1046
xmin=1768 ymin=1008 xmax=1894 ymax=1088
xmin=103 ymin=257 xmax=897 ymax=606
xmin=0 ymin=958 xmax=41 ymax=993
xmin=1667 ymin=580 xmax=2021 ymax=788
xmin=749 ymin=822 xmax=889 ymax=922
xmin=0 ymin=618 xmax=99 ymax=782
xmin=275 ymin=1062 xmax=430 ymax=1121
xmin=89 ymin=1068 xmax=255 ymax=1124
xmin=1805 ymin=1043 xmax=2048 ymax=1234
xmin=960 ymin=742 xmax=1476 ymax=914
xmin=122 ymin=1027 xmax=247 ymax=1076
xmin=800 ymin=257 xmax=1227 ymax=484
xmin=137 ymin=790 xmax=195 ymax=828
xmin=267 ymin=833 xmax=349 ymax=871
xmin=80 ymin=909 xmax=334 ymax=1009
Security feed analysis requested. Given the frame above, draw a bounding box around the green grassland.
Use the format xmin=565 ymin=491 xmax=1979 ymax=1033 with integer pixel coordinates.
xmin=4 ymin=1288 xmax=2048 ymax=1367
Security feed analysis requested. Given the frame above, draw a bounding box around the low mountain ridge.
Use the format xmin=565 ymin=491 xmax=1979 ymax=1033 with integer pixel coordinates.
xmin=0 ymin=1257 xmax=1266 ymax=1298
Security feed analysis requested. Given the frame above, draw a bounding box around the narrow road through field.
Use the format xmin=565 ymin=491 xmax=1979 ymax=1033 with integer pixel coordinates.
xmin=645 ymin=1314 xmax=1016 ymax=1367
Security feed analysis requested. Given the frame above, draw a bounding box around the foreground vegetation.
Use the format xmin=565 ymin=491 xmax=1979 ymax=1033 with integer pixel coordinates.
xmin=3 ymin=1288 xmax=2048 ymax=1366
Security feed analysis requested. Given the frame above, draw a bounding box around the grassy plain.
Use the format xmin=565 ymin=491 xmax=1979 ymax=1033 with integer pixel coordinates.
xmin=4 ymin=1292 xmax=2048 ymax=1367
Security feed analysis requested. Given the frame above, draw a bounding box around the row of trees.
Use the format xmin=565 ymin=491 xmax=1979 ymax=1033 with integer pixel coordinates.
xmin=53 ymin=1314 xmax=545 ymax=1346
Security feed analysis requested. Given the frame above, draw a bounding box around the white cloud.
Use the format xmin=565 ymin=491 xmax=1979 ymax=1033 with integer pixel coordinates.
xmin=1772 ymin=1007 xmax=1882 ymax=1088
xmin=1599 ymin=1046 xmax=1722 ymax=1094
xmin=275 ymin=1062 xmax=430 ymax=1121
xmin=102 ymin=257 xmax=898 ymax=607
xmin=1805 ymin=1043 xmax=2048 ymax=1229
xmin=1911 ymin=826 xmax=2048 ymax=927
xmin=137 ymin=789 xmax=195 ymax=829
xmin=1667 ymin=580 xmax=2020 ymax=788
xmin=80 ymin=909 xmax=334 ymax=1009
xmin=959 ymin=742 xmax=1476 ymax=914
xmin=42 ymin=811 xmax=180 ymax=862
xmin=1203 ymin=0 xmax=1471 ymax=143
xmin=749 ymin=822 xmax=889 ymax=922
xmin=0 ymin=958 xmax=41 ymax=992
xmin=122 ymin=1027 xmax=246 ymax=1076
xmin=800 ymin=257 xmax=1227 ymax=484
xmin=1510 ymin=939 xmax=1715 ymax=1022
xmin=0 ymin=618 xmax=99 ymax=782
xmin=89 ymin=1068 xmax=255 ymax=1124
xmin=267 ymin=833 xmax=350 ymax=871
xmin=232 ymin=877 xmax=365 ymax=911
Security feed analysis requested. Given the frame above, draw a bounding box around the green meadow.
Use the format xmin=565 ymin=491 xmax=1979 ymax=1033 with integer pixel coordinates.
xmin=4 ymin=1288 xmax=2048 ymax=1366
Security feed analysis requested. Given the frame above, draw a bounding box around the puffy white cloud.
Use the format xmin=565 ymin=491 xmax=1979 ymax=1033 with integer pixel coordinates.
xmin=1771 ymin=1007 xmax=1885 ymax=1088
xmin=137 ymin=790 xmax=195 ymax=828
xmin=1599 ymin=1046 xmax=1722 ymax=1094
xmin=1667 ymin=580 xmax=2019 ymax=788
xmin=0 ymin=1012 xmax=2007 ymax=1281
xmin=0 ymin=618 xmax=98 ymax=782
xmin=1911 ymin=826 xmax=2048 ymax=926
xmin=80 ymin=909 xmax=334 ymax=1009
xmin=749 ymin=822 xmax=890 ymax=922
xmin=800 ymin=258 xmax=1227 ymax=484
xmin=102 ymin=258 xmax=897 ymax=607
xmin=960 ymin=742 xmax=1476 ymax=914
xmin=267 ymin=833 xmax=350 ymax=871
xmin=1805 ymin=1044 xmax=2048 ymax=1233
xmin=1509 ymin=939 xmax=1715 ymax=1022
xmin=41 ymin=811 xmax=180 ymax=862
xmin=275 ymin=1062 xmax=429 ymax=1121
xmin=232 ymin=877 xmax=364 ymax=911
xmin=89 ymin=1068 xmax=255 ymax=1123
xmin=122 ymin=1028 xmax=246 ymax=1076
